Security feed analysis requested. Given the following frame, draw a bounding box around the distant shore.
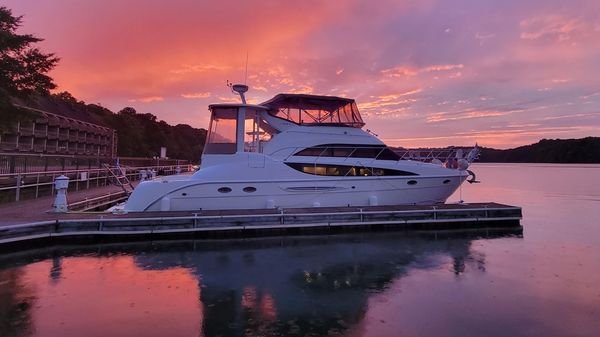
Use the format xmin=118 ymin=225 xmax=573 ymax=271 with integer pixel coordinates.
xmin=399 ymin=137 xmax=600 ymax=164
xmin=477 ymin=137 xmax=600 ymax=163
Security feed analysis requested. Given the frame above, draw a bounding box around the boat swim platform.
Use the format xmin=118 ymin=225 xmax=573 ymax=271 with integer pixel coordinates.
xmin=0 ymin=202 xmax=522 ymax=250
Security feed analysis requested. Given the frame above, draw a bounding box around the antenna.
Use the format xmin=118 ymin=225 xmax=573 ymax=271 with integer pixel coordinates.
xmin=227 ymin=52 xmax=250 ymax=104
xmin=244 ymin=51 xmax=249 ymax=85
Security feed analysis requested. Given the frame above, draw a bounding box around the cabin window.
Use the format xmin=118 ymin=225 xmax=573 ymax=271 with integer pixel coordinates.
xmin=375 ymin=148 xmax=402 ymax=160
xmin=407 ymin=180 xmax=418 ymax=185
xmin=351 ymin=147 xmax=382 ymax=159
xmin=217 ymin=187 xmax=232 ymax=193
xmin=443 ymin=179 xmax=451 ymax=184
xmin=285 ymin=163 xmax=417 ymax=176
xmin=243 ymin=186 xmax=257 ymax=193
xmin=293 ymin=144 xmax=400 ymax=160
xmin=265 ymin=96 xmax=364 ymax=128
xmin=244 ymin=110 xmax=278 ymax=153
xmin=204 ymin=108 xmax=238 ymax=154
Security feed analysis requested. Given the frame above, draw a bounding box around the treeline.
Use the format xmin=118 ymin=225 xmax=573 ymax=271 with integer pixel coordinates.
xmin=479 ymin=137 xmax=600 ymax=163
xmin=51 ymin=92 xmax=207 ymax=162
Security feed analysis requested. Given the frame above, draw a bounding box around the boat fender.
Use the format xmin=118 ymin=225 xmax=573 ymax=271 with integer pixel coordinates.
xmin=466 ymin=170 xmax=480 ymax=184
xmin=457 ymin=158 xmax=469 ymax=170
xmin=369 ymin=195 xmax=378 ymax=206
xmin=160 ymin=197 xmax=171 ymax=211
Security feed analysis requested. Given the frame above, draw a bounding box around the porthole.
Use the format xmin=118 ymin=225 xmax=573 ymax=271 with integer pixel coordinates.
xmin=181 ymin=192 xmax=187 ymax=196
xmin=217 ymin=187 xmax=232 ymax=193
xmin=443 ymin=179 xmax=451 ymax=184
xmin=243 ymin=186 xmax=257 ymax=193
xmin=407 ymin=180 xmax=418 ymax=185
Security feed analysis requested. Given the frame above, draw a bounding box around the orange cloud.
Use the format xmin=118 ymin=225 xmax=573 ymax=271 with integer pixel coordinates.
xmin=181 ymin=92 xmax=211 ymax=99
xmin=128 ymin=96 xmax=164 ymax=103
xmin=427 ymin=110 xmax=512 ymax=123
xmin=381 ymin=66 xmax=419 ymax=77
xmin=520 ymin=15 xmax=585 ymax=41
xmin=383 ymin=125 xmax=600 ymax=148
xmin=381 ymin=64 xmax=464 ymax=78
xmin=359 ymin=88 xmax=422 ymax=117
xmin=170 ymin=64 xmax=231 ymax=75
xmin=421 ymin=64 xmax=464 ymax=72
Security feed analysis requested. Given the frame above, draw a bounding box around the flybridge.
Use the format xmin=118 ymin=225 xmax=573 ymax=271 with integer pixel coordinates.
xmin=204 ymin=90 xmax=367 ymax=156
xmin=261 ymin=93 xmax=365 ymax=128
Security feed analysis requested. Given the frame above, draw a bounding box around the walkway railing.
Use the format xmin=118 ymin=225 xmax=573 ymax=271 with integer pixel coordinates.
xmin=0 ymin=164 xmax=194 ymax=203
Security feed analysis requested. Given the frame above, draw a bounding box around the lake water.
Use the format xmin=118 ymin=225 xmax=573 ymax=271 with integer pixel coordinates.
xmin=1 ymin=164 xmax=599 ymax=337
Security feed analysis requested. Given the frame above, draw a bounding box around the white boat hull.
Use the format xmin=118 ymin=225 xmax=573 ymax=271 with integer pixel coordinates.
xmin=121 ymin=93 xmax=479 ymax=212
xmin=124 ymin=173 xmax=467 ymax=212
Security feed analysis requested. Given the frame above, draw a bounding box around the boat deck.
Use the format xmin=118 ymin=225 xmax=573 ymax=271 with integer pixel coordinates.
xmin=0 ymin=184 xmax=127 ymax=226
xmin=0 ymin=195 xmax=522 ymax=250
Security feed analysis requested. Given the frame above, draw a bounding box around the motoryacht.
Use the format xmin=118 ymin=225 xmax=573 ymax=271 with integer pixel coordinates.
xmin=123 ymin=84 xmax=478 ymax=212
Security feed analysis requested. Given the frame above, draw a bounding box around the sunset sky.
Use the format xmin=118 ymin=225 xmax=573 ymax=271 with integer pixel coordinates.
xmin=5 ymin=0 xmax=600 ymax=148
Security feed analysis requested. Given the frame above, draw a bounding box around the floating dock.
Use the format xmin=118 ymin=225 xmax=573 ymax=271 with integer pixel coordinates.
xmin=0 ymin=202 xmax=522 ymax=250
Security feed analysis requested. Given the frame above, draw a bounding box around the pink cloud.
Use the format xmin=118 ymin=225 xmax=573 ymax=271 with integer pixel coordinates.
xmin=181 ymin=92 xmax=211 ymax=99
xmin=520 ymin=15 xmax=586 ymax=42
xmin=427 ymin=110 xmax=512 ymax=123
xmin=128 ymin=96 xmax=164 ymax=103
xmin=380 ymin=64 xmax=464 ymax=78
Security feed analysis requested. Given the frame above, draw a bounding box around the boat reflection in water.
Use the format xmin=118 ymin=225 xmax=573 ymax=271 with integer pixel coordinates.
xmin=0 ymin=231 xmax=511 ymax=337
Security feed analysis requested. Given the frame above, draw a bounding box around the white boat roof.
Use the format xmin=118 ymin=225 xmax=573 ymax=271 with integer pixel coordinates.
xmin=208 ymin=103 xmax=270 ymax=110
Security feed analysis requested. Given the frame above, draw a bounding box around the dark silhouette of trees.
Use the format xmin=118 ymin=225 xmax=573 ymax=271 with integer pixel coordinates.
xmin=479 ymin=137 xmax=600 ymax=163
xmin=0 ymin=6 xmax=59 ymax=132
xmin=99 ymin=106 xmax=206 ymax=162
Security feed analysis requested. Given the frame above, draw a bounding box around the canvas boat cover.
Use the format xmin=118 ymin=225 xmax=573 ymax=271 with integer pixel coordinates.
xmin=261 ymin=93 xmax=365 ymax=128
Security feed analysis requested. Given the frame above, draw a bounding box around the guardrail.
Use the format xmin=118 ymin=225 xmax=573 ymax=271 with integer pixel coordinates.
xmin=68 ymin=191 xmax=129 ymax=212
xmin=0 ymin=205 xmax=523 ymax=246
xmin=0 ymin=164 xmax=194 ymax=203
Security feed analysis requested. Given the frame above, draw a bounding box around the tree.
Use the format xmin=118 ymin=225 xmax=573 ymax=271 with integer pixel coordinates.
xmin=118 ymin=107 xmax=137 ymax=116
xmin=0 ymin=6 xmax=59 ymax=132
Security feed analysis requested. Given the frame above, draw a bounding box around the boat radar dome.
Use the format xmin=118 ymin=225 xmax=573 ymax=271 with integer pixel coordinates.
xmin=231 ymin=83 xmax=249 ymax=104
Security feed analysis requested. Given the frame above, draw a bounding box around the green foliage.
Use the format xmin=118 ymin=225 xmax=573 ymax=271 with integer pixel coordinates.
xmin=0 ymin=6 xmax=59 ymax=132
xmin=479 ymin=137 xmax=600 ymax=163
xmin=102 ymin=107 xmax=206 ymax=162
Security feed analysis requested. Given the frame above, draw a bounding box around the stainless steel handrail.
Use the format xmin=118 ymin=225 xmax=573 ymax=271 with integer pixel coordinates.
xmin=0 ymin=164 xmax=194 ymax=202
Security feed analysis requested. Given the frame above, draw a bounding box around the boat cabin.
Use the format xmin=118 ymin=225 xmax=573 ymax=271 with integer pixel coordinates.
xmin=203 ymin=104 xmax=277 ymax=155
xmin=203 ymin=94 xmax=366 ymax=156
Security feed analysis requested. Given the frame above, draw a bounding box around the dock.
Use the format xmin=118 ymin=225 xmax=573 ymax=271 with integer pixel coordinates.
xmin=0 ymin=196 xmax=522 ymax=250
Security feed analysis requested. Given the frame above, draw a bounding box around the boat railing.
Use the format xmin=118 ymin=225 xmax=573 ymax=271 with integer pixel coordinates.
xmin=395 ymin=148 xmax=464 ymax=162
xmin=275 ymin=145 xmax=479 ymax=166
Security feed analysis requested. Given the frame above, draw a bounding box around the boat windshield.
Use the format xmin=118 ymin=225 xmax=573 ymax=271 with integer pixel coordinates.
xmin=261 ymin=94 xmax=365 ymax=128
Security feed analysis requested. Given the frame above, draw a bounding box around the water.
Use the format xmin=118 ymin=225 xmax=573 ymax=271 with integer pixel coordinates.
xmin=1 ymin=164 xmax=599 ymax=337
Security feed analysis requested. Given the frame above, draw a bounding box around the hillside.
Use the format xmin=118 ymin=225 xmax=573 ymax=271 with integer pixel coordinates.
xmin=479 ymin=137 xmax=600 ymax=163
xmin=40 ymin=92 xmax=207 ymax=162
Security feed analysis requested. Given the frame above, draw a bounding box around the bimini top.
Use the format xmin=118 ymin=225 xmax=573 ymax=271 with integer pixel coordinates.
xmin=261 ymin=93 xmax=365 ymax=128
